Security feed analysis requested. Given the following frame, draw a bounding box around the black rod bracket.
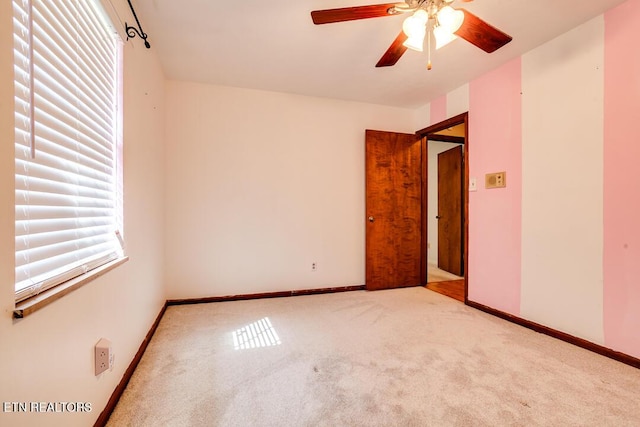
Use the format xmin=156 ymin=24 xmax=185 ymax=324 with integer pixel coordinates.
xmin=125 ymin=0 xmax=151 ymax=48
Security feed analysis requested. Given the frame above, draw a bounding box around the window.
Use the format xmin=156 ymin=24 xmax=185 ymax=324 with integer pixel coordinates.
xmin=13 ymin=0 xmax=124 ymax=304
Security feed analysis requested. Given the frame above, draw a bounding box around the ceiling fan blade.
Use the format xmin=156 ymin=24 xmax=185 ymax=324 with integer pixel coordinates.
xmin=311 ymin=3 xmax=400 ymax=25
xmin=454 ymin=8 xmax=512 ymax=53
xmin=376 ymin=31 xmax=408 ymax=67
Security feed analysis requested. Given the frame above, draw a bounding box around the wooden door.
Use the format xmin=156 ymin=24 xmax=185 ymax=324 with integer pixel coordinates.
xmin=365 ymin=130 xmax=423 ymax=290
xmin=437 ymin=145 xmax=463 ymax=276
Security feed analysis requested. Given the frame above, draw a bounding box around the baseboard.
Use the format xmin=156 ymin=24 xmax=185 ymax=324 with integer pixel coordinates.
xmin=93 ymin=301 xmax=168 ymax=427
xmin=466 ymin=300 xmax=640 ymax=370
xmin=166 ymin=284 xmax=366 ymax=306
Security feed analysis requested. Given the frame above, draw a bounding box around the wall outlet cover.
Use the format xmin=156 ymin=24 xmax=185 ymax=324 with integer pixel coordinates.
xmin=95 ymin=338 xmax=112 ymax=376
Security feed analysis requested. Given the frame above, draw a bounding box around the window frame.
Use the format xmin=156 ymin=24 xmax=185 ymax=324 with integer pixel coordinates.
xmin=12 ymin=0 xmax=127 ymax=317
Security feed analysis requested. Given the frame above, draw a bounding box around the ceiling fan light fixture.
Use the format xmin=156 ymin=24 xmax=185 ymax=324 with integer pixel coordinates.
xmin=403 ymin=32 xmax=426 ymax=51
xmin=402 ymin=9 xmax=428 ymax=38
xmin=434 ymin=25 xmax=458 ymax=49
xmin=402 ymin=9 xmax=428 ymax=51
xmin=437 ymin=5 xmax=464 ymax=33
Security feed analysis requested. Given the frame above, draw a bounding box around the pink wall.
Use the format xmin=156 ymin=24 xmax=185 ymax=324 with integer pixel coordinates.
xmin=468 ymin=58 xmax=522 ymax=314
xmin=603 ymin=0 xmax=640 ymax=357
xmin=430 ymin=95 xmax=447 ymax=125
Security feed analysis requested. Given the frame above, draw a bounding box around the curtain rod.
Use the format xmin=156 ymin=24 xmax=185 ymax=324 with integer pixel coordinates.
xmin=125 ymin=0 xmax=150 ymax=48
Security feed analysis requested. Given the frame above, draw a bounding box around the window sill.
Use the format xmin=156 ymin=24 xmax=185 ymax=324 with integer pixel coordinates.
xmin=13 ymin=256 xmax=129 ymax=319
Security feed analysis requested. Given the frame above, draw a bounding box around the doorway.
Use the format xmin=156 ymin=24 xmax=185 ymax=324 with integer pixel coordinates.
xmin=417 ymin=113 xmax=468 ymax=302
xmin=363 ymin=113 xmax=469 ymax=301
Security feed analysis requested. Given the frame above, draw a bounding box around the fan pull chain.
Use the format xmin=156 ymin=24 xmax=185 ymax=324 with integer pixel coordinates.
xmin=427 ymin=24 xmax=432 ymax=70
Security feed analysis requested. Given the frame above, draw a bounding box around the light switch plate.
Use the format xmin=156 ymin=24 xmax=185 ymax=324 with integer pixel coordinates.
xmin=469 ymin=177 xmax=477 ymax=192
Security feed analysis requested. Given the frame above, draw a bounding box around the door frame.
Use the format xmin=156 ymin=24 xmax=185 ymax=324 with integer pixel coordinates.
xmin=416 ymin=112 xmax=469 ymax=302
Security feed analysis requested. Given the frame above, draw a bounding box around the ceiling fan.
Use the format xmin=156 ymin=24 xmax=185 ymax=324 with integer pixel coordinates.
xmin=310 ymin=0 xmax=512 ymax=69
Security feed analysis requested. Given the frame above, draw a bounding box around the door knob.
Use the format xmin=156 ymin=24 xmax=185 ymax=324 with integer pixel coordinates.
xmin=436 ymin=215 xmax=441 ymax=219
xmin=368 ymin=216 xmax=375 ymax=222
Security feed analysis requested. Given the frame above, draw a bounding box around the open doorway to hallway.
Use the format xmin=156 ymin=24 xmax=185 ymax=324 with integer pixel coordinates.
xmin=417 ymin=114 xmax=468 ymax=302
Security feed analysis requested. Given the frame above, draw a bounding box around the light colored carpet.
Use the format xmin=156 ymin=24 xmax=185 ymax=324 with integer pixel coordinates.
xmin=107 ymin=287 xmax=640 ymax=426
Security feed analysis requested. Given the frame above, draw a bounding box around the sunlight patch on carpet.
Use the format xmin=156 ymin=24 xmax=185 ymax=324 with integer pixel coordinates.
xmin=232 ymin=317 xmax=281 ymax=350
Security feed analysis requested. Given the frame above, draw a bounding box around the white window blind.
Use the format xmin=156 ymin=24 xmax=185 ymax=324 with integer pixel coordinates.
xmin=13 ymin=0 xmax=123 ymax=303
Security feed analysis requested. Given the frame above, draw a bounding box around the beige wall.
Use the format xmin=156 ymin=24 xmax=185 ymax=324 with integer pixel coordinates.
xmin=163 ymin=81 xmax=421 ymax=298
xmin=520 ymin=16 xmax=605 ymax=343
xmin=0 ymin=1 xmax=167 ymax=425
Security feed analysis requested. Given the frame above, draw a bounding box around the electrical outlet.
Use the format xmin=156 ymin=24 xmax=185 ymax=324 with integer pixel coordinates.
xmin=95 ymin=338 xmax=113 ymax=376
xmin=311 ymin=262 xmax=317 ymax=272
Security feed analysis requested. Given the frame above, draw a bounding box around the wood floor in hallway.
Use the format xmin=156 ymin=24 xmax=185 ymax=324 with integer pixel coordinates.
xmin=426 ymin=279 xmax=465 ymax=302
xmin=426 ymin=263 xmax=464 ymax=302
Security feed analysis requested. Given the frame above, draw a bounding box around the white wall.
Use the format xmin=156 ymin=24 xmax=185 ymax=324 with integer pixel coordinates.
xmin=0 ymin=1 xmax=167 ymax=425
xmin=164 ymin=81 xmax=421 ymax=298
xmin=446 ymin=83 xmax=469 ymax=118
xmin=521 ymin=16 xmax=605 ymax=344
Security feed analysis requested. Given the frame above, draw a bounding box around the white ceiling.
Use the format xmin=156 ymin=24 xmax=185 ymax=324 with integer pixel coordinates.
xmin=133 ymin=0 xmax=627 ymax=109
